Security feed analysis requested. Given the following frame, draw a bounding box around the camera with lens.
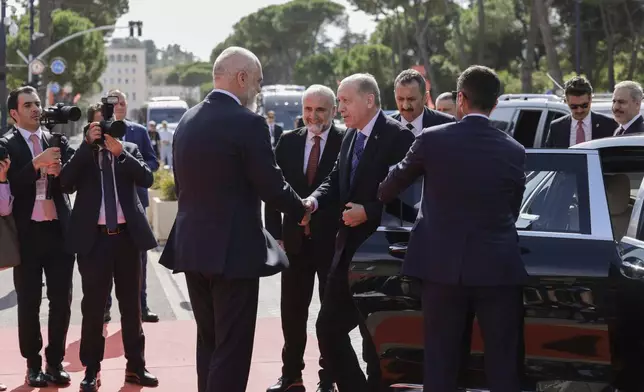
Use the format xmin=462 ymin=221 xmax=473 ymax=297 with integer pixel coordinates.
xmin=95 ymin=95 xmax=127 ymax=144
xmin=40 ymin=102 xmax=82 ymax=130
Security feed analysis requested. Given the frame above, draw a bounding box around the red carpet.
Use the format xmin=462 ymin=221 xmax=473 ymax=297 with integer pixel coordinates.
xmin=0 ymin=318 xmax=322 ymax=391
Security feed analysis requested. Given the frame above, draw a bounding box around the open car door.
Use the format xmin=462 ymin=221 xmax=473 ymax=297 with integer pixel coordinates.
xmin=350 ymin=149 xmax=619 ymax=391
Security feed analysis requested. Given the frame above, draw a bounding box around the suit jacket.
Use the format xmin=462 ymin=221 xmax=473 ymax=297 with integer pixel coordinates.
xmin=124 ymin=119 xmax=159 ymax=207
xmin=158 ymin=90 xmax=306 ymax=279
xmin=270 ymin=123 xmax=283 ymax=148
xmin=0 ymin=128 xmax=74 ymax=237
xmin=391 ymin=106 xmax=456 ymax=130
xmin=59 ymin=141 xmax=157 ymax=255
xmin=618 ymin=115 xmax=644 ymax=135
xmin=264 ymin=124 xmax=345 ymax=255
xmin=545 ymin=112 xmax=616 ymax=148
xmin=378 ymin=116 xmax=527 ymax=286
xmin=311 ymin=110 xmax=415 ymax=266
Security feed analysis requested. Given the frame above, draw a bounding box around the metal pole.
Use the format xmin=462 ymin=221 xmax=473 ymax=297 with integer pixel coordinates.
xmin=28 ymin=0 xmax=34 ymax=83
xmin=0 ymin=0 xmax=7 ymax=131
xmin=575 ymin=0 xmax=581 ymax=75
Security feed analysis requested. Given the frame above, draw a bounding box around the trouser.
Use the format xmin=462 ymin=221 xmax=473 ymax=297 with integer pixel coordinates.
xmin=106 ymin=250 xmax=148 ymax=312
xmin=13 ymin=220 xmax=74 ymax=370
xmin=78 ymin=230 xmax=145 ymax=372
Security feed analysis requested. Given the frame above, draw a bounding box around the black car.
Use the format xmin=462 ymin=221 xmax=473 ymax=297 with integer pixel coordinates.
xmin=350 ymin=135 xmax=644 ymax=391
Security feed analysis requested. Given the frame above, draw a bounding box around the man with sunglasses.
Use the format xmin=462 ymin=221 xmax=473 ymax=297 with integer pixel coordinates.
xmin=266 ymin=110 xmax=283 ymax=148
xmin=545 ymin=76 xmax=616 ymax=148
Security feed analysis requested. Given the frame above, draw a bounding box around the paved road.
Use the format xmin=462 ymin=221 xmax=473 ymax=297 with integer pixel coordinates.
xmin=0 ymin=179 xmax=366 ymax=376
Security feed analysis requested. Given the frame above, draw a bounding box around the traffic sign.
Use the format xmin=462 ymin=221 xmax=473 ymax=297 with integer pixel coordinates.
xmin=30 ymin=59 xmax=45 ymax=75
xmin=50 ymin=82 xmax=60 ymax=94
xmin=50 ymin=58 xmax=66 ymax=75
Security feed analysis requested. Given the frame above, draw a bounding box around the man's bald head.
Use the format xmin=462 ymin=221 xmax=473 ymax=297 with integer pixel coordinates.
xmin=212 ymin=46 xmax=263 ymax=108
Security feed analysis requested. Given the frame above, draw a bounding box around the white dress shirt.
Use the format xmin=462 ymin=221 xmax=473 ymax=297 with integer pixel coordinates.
xmin=569 ymin=113 xmax=592 ymax=146
xmin=303 ymin=127 xmax=330 ymax=173
xmin=308 ymin=110 xmax=381 ymax=212
xmin=615 ymin=114 xmax=643 ymax=135
xmin=97 ymin=149 xmax=126 ymax=225
xmin=399 ymin=112 xmax=424 ymax=137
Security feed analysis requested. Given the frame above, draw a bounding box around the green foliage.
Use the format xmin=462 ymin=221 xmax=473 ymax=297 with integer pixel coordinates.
xmin=210 ymin=0 xmax=346 ymax=85
xmin=159 ymin=173 xmax=177 ymax=202
xmin=59 ymin=0 xmax=129 ymax=27
xmin=165 ymin=62 xmax=211 ymax=87
xmin=152 ymin=168 xmax=172 ymax=190
xmin=7 ymin=9 xmax=106 ymax=95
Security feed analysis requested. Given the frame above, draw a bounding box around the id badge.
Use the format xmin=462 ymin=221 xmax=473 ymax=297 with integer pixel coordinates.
xmin=35 ymin=177 xmax=47 ymax=200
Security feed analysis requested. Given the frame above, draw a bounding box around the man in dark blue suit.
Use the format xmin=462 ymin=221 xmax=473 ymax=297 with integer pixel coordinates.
xmin=378 ymin=65 xmax=527 ymax=392
xmin=159 ymin=46 xmax=309 ymax=392
xmin=105 ymin=89 xmax=160 ymax=323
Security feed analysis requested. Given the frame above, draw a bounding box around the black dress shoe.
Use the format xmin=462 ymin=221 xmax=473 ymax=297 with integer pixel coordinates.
xmin=125 ymin=368 xmax=158 ymax=387
xmin=266 ymin=376 xmax=306 ymax=392
xmin=80 ymin=369 xmax=100 ymax=392
xmin=45 ymin=363 xmax=71 ymax=385
xmin=142 ymin=309 xmax=159 ymax=323
xmin=25 ymin=368 xmax=48 ymax=387
xmin=103 ymin=310 xmax=111 ymax=323
xmin=316 ymin=382 xmax=336 ymax=392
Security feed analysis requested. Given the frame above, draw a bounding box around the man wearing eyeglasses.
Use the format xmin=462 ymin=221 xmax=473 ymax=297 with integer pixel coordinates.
xmin=545 ymin=76 xmax=616 ymax=148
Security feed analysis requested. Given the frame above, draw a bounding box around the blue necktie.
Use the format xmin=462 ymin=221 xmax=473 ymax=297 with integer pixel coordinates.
xmin=102 ymin=151 xmax=118 ymax=230
xmin=350 ymin=131 xmax=367 ymax=186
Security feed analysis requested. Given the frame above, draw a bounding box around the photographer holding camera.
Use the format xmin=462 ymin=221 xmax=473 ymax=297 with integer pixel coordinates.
xmin=0 ymin=86 xmax=76 ymax=387
xmin=59 ymin=97 xmax=159 ymax=392
xmin=105 ymin=89 xmax=160 ymax=324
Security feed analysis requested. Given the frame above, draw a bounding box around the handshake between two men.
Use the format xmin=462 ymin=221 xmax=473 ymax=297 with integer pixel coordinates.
xmin=297 ymin=197 xmax=368 ymax=228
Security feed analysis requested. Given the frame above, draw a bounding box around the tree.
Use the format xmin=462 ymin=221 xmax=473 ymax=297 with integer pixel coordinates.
xmin=59 ymin=0 xmax=129 ymax=28
xmin=210 ymin=0 xmax=346 ymax=84
xmin=7 ymin=10 xmax=106 ymax=95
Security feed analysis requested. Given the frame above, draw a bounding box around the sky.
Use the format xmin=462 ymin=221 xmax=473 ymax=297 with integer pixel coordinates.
xmin=111 ymin=0 xmax=378 ymax=61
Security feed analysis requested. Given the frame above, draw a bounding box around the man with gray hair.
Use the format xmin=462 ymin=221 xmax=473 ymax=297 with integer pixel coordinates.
xmin=435 ymin=91 xmax=457 ymax=117
xmin=304 ymin=73 xmax=415 ymax=392
xmin=159 ymin=46 xmax=310 ymax=392
xmin=613 ymin=80 xmax=644 ymax=135
xmin=264 ymin=84 xmax=345 ymax=392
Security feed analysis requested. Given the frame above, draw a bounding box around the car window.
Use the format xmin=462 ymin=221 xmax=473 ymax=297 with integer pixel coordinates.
xmin=519 ymin=153 xmax=591 ymax=234
xmin=489 ymin=107 xmax=515 ymax=132
xmin=513 ymin=109 xmax=543 ymax=148
xmin=626 ymin=175 xmax=644 ymax=240
xmin=382 ymin=176 xmax=423 ymax=227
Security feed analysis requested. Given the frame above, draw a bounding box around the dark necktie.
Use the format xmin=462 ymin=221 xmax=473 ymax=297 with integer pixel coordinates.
xmin=350 ymin=131 xmax=367 ymax=186
xmin=306 ymin=136 xmax=321 ymax=186
xmin=102 ymin=151 xmax=118 ymax=230
xmin=406 ymin=123 xmax=415 ymax=132
xmin=616 ymin=126 xmax=625 ymax=136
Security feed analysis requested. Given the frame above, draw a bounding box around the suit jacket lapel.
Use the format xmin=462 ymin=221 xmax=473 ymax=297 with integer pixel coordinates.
xmin=589 ymin=113 xmax=603 ymax=139
xmin=350 ymin=112 xmax=384 ymax=194
xmin=340 ymin=128 xmax=355 ymax=198
xmin=422 ymin=107 xmax=433 ymax=128
xmin=561 ymin=117 xmax=572 ymax=147
xmin=12 ymin=129 xmax=33 ymax=164
xmin=294 ymin=128 xmax=308 ymax=187
xmin=313 ymin=125 xmax=341 ymax=186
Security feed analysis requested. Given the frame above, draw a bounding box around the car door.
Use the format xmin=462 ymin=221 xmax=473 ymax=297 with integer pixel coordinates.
xmin=485 ymin=149 xmax=616 ymax=390
xmin=350 ymin=149 xmax=618 ymax=390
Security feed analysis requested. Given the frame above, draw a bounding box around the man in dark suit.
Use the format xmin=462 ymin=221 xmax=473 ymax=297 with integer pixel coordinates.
xmin=304 ymin=73 xmax=415 ymax=392
xmin=391 ymin=69 xmax=455 ymax=136
xmin=0 ymin=86 xmax=75 ymax=387
xmin=103 ymin=89 xmax=160 ymax=323
xmin=266 ymin=110 xmax=284 ymax=148
xmin=378 ymin=65 xmax=527 ymax=392
xmin=264 ymin=85 xmax=344 ymax=392
xmin=158 ymin=46 xmax=309 ymax=392
xmin=59 ymin=122 xmax=159 ymax=392
xmin=612 ymin=80 xmax=644 ymax=136
xmin=545 ymin=76 xmax=616 ymax=147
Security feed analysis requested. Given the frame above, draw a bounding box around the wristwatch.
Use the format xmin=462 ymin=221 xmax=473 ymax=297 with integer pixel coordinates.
xmin=117 ymin=151 xmax=127 ymax=163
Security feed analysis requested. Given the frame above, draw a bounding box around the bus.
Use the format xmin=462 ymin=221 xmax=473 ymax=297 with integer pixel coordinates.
xmin=137 ymin=96 xmax=189 ymax=128
xmin=256 ymin=85 xmax=305 ymax=129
